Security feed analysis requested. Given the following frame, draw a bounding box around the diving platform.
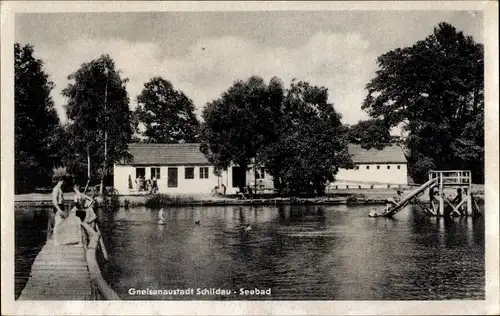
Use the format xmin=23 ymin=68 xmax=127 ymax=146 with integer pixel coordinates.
xmin=370 ymin=170 xmax=482 ymax=218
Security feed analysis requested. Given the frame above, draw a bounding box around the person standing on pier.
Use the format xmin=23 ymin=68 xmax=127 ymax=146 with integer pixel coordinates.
xmin=51 ymin=169 xmax=68 ymax=244
xmin=72 ymin=184 xmax=97 ymax=223
xmin=52 ymin=173 xmax=67 ymax=219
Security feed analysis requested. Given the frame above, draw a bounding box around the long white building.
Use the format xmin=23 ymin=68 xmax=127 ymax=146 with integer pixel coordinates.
xmin=113 ymin=143 xmax=408 ymax=195
xmin=333 ymin=144 xmax=409 ymax=189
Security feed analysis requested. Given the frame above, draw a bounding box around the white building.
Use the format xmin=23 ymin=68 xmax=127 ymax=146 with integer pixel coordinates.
xmin=113 ymin=143 xmax=273 ymax=196
xmin=332 ymin=144 xmax=408 ymax=189
xmin=113 ymin=143 xmax=407 ymax=195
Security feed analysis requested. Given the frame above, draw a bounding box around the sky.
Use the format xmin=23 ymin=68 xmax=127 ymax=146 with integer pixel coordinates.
xmin=15 ymin=10 xmax=483 ymax=125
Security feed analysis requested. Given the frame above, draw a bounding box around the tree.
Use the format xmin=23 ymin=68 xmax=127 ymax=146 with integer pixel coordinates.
xmin=347 ymin=118 xmax=393 ymax=150
xmin=200 ymin=76 xmax=283 ymax=192
xmin=14 ymin=43 xmax=62 ymax=193
xmin=362 ymin=22 xmax=484 ymax=183
xmin=62 ymin=54 xmax=133 ymax=190
xmin=260 ymin=80 xmax=352 ymax=195
xmin=135 ymin=77 xmax=200 ymax=143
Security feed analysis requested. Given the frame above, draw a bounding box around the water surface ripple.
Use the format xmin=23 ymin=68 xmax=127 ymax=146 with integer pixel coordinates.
xmin=15 ymin=205 xmax=484 ymax=300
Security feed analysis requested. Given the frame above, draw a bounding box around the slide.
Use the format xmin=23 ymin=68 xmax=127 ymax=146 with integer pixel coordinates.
xmin=369 ymin=177 xmax=438 ymax=218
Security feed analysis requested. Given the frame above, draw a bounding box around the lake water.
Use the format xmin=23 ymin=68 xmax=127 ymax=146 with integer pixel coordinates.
xmin=15 ymin=204 xmax=484 ymax=300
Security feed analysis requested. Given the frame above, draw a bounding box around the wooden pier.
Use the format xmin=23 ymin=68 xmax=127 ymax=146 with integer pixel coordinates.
xmin=18 ymin=212 xmax=120 ymax=300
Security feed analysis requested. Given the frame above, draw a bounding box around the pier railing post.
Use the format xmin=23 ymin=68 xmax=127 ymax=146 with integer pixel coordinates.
xmin=422 ymin=170 xmax=476 ymax=218
xmin=80 ymin=222 xmax=121 ymax=300
xmin=465 ymin=188 xmax=472 ymax=216
xmin=438 ymin=173 xmax=444 ymax=216
xmin=467 ymin=172 xmax=473 ymax=216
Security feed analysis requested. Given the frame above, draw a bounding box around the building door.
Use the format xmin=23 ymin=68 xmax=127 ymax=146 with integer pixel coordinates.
xmin=232 ymin=166 xmax=246 ymax=189
xmin=135 ymin=167 xmax=146 ymax=191
xmin=167 ymin=167 xmax=178 ymax=187
xmin=136 ymin=167 xmax=145 ymax=179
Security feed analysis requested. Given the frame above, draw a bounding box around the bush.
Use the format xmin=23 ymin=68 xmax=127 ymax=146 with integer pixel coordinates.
xmin=346 ymin=196 xmax=358 ymax=204
xmin=346 ymin=194 xmax=366 ymax=204
xmin=145 ymin=194 xmax=195 ymax=208
xmin=110 ymin=194 xmax=120 ymax=208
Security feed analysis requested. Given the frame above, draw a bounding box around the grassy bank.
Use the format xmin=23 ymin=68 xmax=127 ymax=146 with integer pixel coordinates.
xmin=121 ymin=194 xmax=363 ymax=209
xmin=14 ymin=186 xmax=485 ymax=209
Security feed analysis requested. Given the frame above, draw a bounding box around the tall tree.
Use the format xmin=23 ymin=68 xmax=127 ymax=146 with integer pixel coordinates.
xmin=135 ymin=77 xmax=199 ymax=143
xmin=260 ymin=80 xmax=352 ymax=195
xmin=62 ymin=54 xmax=133 ymax=190
xmin=200 ymin=76 xmax=283 ymax=192
xmin=347 ymin=118 xmax=393 ymax=150
xmin=362 ymin=22 xmax=484 ymax=183
xmin=14 ymin=43 xmax=61 ymax=193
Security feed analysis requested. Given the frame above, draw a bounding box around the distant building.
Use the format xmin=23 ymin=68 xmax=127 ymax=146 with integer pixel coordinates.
xmin=332 ymin=144 xmax=408 ymax=189
xmin=113 ymin=143 xmax=272 ymax=195
xmin=113 ymin=143 xmax=407 ymax=195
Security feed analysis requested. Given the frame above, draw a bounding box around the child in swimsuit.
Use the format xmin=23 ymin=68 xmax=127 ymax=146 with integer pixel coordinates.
xmin=51 ymin=175 xmax=68 ymax=244
xmin=72 ymin=184 xmax=97 ymax=223
xmin=52 ymin=177 xmax=66 ymax=217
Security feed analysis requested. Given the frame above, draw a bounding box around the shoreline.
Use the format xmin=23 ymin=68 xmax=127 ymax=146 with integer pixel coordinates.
xmin=14 ymin=190 xmax=485 ymax=208
xmin=14 ymin=197 xmax=384 ymax=208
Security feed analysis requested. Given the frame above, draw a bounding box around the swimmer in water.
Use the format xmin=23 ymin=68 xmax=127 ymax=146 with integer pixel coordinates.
xmin=158 ymin=208 xmax=165 ymax=224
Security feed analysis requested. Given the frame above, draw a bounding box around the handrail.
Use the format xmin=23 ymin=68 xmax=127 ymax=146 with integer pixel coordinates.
xmin=80 ymin=222 xmax=121 ymax=300
xmin=429 ymin=170 xmax=472 ymax=173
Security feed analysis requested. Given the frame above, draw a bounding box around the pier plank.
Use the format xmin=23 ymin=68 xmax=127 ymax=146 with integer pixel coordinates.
xmin=18 ymin=213 xmax=93 ymax=301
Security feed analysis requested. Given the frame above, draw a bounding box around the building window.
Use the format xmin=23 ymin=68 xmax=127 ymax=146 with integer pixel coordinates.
xmin=199 ymin=167 xmax=209 ymax=179
xmin=185 ymin=167 xmax=194 ymax=179
xmin=377 ymin=165 xmax=380 ymax=170
xmin=151 ymin=167 xmax=160 ymax=179
xmin=397 ymin=165 xmax=401 ymax=169
xmin=232 ymin=167 xmax=242 ymax=188
xmin=355 ymin=166 xmax=359 ymax=170
xmin=135 ymin=167 xmax=145 ymax=179
xmin=255 ymin=167 xmax=266 ymax=179
xmin=366 ymin=166 xmax=370 ymax=170
xmin=167 ymin=168 xmax=178 ymax=187
xmin=387 ymin=165 xmax=391 ymax=169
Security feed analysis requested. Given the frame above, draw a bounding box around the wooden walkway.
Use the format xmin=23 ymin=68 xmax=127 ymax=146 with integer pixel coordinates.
xmin=18 ymin=212 xmax=93 ymax=300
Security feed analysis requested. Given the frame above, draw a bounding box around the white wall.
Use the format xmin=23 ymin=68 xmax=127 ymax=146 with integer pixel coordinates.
xmin=115 ymin=164 xmax=231 ymax=195
xmin=115 ymin=162 xmax=405 ymax=195
xmin=158 ymin=165 xmax=221 ymax=195
xmin=219 ymin=165 xmax=274 ymax=195
xmin=113 ymin=165 xmax=136 ymax=195
xmin=246 ymin=166 xmax=274 ymax=192
xmin=114 ymin=164 xmax=276 ymax=195
xmin=333 ymin=163 xmax=408 ymax=189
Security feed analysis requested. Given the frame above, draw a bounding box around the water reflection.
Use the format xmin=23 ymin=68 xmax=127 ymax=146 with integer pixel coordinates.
xmin=15 ymin=204 xmax=484 ymax=300
xmin=14 ymin=208 xmax=51 ymax=299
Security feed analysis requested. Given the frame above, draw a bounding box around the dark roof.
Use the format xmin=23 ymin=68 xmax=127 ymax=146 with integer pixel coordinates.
xmin=348 ymin=144 xmax=407 ymax=164
xmin=121 ymin=143 xmax=210 ymax=166
xmin=120 ymin=143 xmax=407 ymax=166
